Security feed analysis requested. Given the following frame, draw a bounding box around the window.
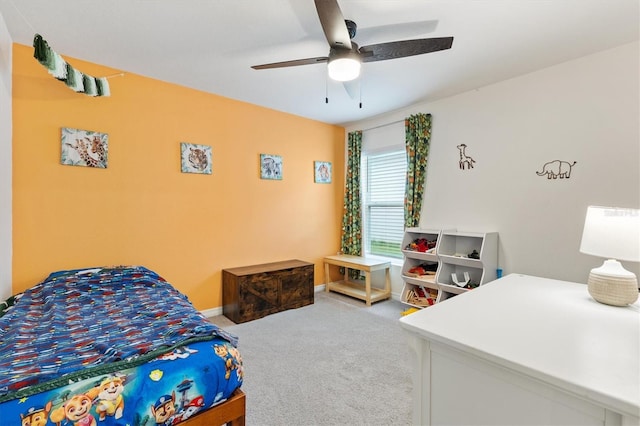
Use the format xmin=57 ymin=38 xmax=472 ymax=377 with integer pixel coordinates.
xmin=362 ymin=149 xmax=407 ymax=258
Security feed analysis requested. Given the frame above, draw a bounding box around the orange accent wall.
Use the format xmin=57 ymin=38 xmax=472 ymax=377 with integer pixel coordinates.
xmin=12 ymin=43 xmax=345 ymax=310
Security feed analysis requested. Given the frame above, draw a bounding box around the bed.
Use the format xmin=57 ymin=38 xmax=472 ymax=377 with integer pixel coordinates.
xmin=0 ymin=265 xmax=245 ymax=426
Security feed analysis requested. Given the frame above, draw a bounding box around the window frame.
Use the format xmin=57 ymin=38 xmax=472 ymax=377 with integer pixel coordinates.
xmin=361 ymin=147 xmax=407 ymax=261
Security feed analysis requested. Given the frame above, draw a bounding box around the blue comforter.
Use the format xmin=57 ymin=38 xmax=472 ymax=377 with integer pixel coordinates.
xmin=0 ymin=265 xmax=238 ymax=402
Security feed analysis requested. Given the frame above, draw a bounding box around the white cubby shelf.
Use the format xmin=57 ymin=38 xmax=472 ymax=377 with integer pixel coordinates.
xmin=401 ymin=228 xmax=498 ymax=307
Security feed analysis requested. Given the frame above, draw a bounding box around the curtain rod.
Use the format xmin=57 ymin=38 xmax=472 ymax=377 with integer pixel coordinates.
xmin=361 ymin=118 xmax=405 ymax=133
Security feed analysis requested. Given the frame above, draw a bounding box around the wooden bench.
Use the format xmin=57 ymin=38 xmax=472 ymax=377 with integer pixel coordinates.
xmin=324 ymin=254 xmax=391 ymax=306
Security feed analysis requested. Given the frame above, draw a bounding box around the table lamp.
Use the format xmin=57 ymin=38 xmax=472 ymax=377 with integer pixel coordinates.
xmin=579 ymin=206 xmax=640 ymax=306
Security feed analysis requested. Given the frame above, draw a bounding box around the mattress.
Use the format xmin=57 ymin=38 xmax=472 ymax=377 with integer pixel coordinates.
xmin=0 ymin=266 xmax=243 ymax=426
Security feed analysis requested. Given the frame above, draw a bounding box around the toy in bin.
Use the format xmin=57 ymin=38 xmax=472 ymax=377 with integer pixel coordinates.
xmin=405 ymin=263 xmax=437 ymax=277
xmin=407 ymin=286 xmax=438 ymax=307
xmin=405 ymin=238 xmax=437 ymax=253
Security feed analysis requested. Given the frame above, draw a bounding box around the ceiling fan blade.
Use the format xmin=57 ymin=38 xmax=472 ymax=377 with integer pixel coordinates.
xmin=359 ymin=37 xmax=453 ymax=63
xmin=251 ymin=57 xmax=329 ymax=70
xmin=314 ymin=0 xmax=352 ymax=49
xmin=355 ymin=20 xmax=438 ymax=45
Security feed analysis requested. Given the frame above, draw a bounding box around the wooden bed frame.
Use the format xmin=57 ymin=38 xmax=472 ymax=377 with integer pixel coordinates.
xmin=183 ymin=388 xmax=245 ymax=426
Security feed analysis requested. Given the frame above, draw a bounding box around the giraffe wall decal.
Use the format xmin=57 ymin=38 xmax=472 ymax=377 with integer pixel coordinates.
xmin=457 ymin=144 xmax=476 ymax=170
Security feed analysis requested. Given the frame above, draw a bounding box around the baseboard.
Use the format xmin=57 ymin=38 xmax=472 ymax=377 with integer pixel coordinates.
xmin=201 ymin=306 xmax=223 ymax=318
xmin=202 ymin=285 xmax=326 ymax=318
xmin=201 ymin=284 xmax=399 ymax=318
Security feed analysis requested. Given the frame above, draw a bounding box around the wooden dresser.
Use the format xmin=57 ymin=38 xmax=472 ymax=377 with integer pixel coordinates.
xmin=222 ymin=259 xmax=314 ymax=323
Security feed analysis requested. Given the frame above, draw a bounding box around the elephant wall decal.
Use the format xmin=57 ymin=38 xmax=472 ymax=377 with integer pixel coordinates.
xmin=536 ymin=160 xmax=577 ymax=179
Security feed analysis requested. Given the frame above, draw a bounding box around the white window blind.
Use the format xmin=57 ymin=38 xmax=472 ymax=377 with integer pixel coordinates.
xmin=363 ymin=149 xmax=407 ymax=258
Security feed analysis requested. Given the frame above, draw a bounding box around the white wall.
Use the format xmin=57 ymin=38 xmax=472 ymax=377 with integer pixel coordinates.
xmin=349 ymin=42 xmax=640 ymax=291
xmin=0 ymin=13 xmax=11 ymax=300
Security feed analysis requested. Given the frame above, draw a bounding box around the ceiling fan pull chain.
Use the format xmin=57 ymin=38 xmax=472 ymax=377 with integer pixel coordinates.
xmin=325 ymin=72 xmax=329 ymax=104
xmin=359 ymin=74 xmax=362 ymax=109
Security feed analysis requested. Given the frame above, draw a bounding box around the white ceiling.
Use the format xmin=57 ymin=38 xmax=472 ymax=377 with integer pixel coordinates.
xmin=1 ymin=0 xmax=638 ymax=126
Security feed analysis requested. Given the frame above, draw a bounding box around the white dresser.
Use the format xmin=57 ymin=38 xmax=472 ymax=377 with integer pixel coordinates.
xmin=399 ymin=274 xmax=640 ymax=425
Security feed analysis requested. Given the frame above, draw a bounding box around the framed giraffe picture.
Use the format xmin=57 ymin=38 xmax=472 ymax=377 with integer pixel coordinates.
xmin=60 ymin=127 xmax=108 ymax=168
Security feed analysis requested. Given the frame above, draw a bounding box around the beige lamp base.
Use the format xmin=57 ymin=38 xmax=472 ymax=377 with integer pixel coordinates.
xmin=588 ymin=272 xmax=639 ymax=306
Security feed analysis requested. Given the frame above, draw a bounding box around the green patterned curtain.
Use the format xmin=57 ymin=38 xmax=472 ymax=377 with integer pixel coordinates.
xmin=340 ymin=131 xmax=362 ymax=258
xmin=404 ymin=113 xmax=432 ymax=228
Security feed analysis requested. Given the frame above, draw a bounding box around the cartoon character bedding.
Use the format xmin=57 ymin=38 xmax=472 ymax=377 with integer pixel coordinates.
xmin=0 ymin=266 xmax=243 ymax=426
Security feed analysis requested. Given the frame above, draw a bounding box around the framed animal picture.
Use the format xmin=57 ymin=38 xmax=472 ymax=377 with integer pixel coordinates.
xmin=181 ymin=143 xmax=212 ymax=174
xmin=314 ymin=161 xmax=332 ymax=183
xmin=60 ymin=127 xmax=108 ymax=168
xmin=260 ymin=154 xmax=282 ymax=180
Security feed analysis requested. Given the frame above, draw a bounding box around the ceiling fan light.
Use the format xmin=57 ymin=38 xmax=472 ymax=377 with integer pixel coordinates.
xmin=327 ymin=57 xmax=361 ymax=82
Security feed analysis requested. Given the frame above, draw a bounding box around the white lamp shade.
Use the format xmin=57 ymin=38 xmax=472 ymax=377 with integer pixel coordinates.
xmin=579 ymin=206 xmax=640 ymax=262
xmin=327 ymin=57 xmax=361 ymax=82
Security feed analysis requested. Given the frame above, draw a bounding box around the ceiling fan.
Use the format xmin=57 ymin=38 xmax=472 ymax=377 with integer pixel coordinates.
xmin=251 ymin=0 xmax=454 ymax=85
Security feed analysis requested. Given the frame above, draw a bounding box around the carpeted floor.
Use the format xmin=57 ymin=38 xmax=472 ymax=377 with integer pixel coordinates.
xmin=208 ymin=291 xmax=414 ymax=426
